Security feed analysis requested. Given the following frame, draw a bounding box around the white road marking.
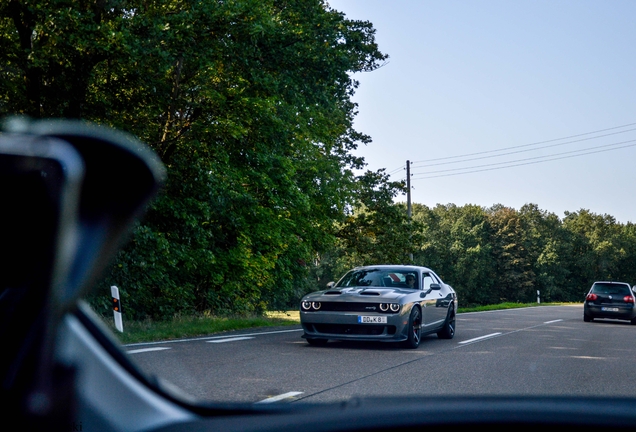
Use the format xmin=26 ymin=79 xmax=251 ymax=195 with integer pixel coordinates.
xmin=207 ymin=337 xmax=254 ymax=343
xmin=125 ymin=328 xmax=303 ymax=347
xmin=255 ymin=392 xmax=303 ymax=404
xmin=459 ymin=305 xmax=577 ymax=315
xmin=570 ymin=356 xmax=610 ymax=360
xmin=127 ymin=347 xmax=172 ymax=354
xmin=457 ymin=317 xmax=566 ymax=346
xmin=458 ymin=333 xmax=502 ymax=344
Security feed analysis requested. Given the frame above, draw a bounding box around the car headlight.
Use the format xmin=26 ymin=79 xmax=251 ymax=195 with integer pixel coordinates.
xmin=312 ymin=302 xmax=321 ymax=310
xmin=379 ymin=303 xmax=389 ymax=312
xmin=389 ymin=303 xmax=400 ymax=312
xmin=301 ymin=301 xmax=312 ymax=311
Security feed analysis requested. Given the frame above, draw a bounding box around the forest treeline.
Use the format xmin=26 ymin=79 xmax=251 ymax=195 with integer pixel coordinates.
xmin=408 ymin=203 xmax=636 ymax=306
xmin=1 ymin=1 xmax=633 ymax=319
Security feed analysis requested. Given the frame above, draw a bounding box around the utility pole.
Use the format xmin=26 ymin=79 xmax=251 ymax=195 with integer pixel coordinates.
xmin=406 ymin=160 xmax=413 ymax=262
xmin=406 ymin=160 xmax=412 ymax=220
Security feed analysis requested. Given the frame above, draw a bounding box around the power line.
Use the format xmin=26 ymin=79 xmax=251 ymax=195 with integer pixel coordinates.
xmin=411 ymin=140 xmax=636 ymax=179
xmin=412 ymin=138 xmax=636 ymax=176
xmin=386 ymin=165 xmax=404 ymax=175
xmin=410 ymin=127 xmax=636 ymax=168
xmin=410 ymin=121 xmax=636 ymax=164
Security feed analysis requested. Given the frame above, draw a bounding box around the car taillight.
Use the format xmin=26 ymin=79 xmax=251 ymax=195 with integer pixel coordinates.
xmin=624 ymin=296 xmax=634 ymax=303
xmin=586 ymin=293 xmax=598 ymax=301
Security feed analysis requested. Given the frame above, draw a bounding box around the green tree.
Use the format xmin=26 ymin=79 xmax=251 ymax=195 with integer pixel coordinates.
xmin=413 ymin=203 xmax=495 ymax=306
xmin=518 ymin=203 xmax=570 ymax=302
xmin=563 ymin=209 xmax=627 ymax=296
xmin=488 ymin=206 xmax=535 ymax=302
xmin=332 ymin=170 xmax=418 ymax=275
xmin=1 ymin=0 xmax=389 ymax=319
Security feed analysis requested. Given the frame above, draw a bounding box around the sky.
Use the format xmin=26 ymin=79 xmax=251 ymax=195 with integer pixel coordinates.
xmin=327 ymin=0 xmax=636 ymax=224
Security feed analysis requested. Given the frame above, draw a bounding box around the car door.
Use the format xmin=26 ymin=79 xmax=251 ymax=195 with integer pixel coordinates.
xmin=432 ymin=270 xmax=455 ymax=316
xmin=420 ymin=272 xmax=446 ymax=330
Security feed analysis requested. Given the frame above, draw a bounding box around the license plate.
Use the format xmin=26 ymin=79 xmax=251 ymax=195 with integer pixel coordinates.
xmin=601 ymin=307 xmax=619 ymax=312
xmin=358 ymin=316 xmax=387 ymax=324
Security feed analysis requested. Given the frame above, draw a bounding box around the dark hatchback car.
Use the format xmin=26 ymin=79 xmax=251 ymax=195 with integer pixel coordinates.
xmin=584 ymin=281 xmax=636 ymax=324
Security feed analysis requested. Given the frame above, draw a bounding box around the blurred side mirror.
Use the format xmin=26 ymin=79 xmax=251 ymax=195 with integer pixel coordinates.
xmin=327 ymin=282 xmax=335 ymax=289
xmin=7 ymin=118 xmax=166 ymax=308
xmin=0 ymin=118 xmax=165 ymax=428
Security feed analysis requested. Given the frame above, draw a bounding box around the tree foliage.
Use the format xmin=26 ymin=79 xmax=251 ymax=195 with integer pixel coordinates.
xmin=1 ymin=0 xmax=390 ymax=319
xmin=408 ymin=203 xmax=636 ymax=307
xmin=333 ymin=170 xmax=418 ymax=268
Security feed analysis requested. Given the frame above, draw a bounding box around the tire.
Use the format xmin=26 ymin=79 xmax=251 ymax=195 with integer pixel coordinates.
xmin=437 ymin=308 xmax=456 ymax=339
xmin=584 ymin=314 xmax=592 ymax=322
xmin=404 ymin=307 xmax=422 ymax=349
xmin=306 ymin=338 xmax=328 ymax=346
xmin=630 ymin=317 xmax=636 ymax=326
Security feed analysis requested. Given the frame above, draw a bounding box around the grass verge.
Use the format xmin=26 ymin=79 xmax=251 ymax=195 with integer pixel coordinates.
xmin=107 ymin=313 xmax=299 ymax=344
xmin=107 ymin=303 xmax=577 ymax=344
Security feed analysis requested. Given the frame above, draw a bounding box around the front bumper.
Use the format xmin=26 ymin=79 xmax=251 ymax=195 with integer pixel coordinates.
xmin=300 ymin=309 xmax=411 ymax=342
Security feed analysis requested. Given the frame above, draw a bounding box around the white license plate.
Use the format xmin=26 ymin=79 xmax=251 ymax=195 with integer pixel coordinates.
xmin=358 ymin=316 xmax=387 ymax=324
xmin=601 ymin=307 xmax=619 ymax=312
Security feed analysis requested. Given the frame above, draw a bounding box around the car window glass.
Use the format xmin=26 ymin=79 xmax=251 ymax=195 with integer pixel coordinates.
xmin=336 ymin=269 xmax=419 ymax=288
xmin=422 ymin=274 xmax=435 ymax=291
xmin=337 ymin=269 xmax=381 ymax=287
xmin=430 ymin=272 xmax=442 ymax=284
xmin=400 ymin=273 xmax=418 ymax=289
xmin=592 ymin=283 xmax=630 ymax=295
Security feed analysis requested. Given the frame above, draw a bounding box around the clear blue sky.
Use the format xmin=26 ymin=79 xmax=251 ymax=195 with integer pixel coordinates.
xmin=328 ymin=0 xmax=636 ymax=223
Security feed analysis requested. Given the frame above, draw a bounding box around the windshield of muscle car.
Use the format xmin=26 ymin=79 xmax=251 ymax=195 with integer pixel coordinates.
xmin=335 ymin=269 xmax=419 ymax=289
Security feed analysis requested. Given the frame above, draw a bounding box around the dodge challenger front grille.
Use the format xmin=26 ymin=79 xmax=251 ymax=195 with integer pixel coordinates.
xmin=311 ymin=302 xmax=387 ymax=312
xmin=309 ymin=324 xmax=397 ymax=336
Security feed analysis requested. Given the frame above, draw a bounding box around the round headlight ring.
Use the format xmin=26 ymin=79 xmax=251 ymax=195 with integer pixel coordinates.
xmin=379 ymin=303 xmax=389 ymax=312
xmin=301 ymin=301 xmax=312 ymax=311
xmin=390 ymin=303 xmax=400 ymax=312
xmin=312 ymin=302 xmax=322 ymax=310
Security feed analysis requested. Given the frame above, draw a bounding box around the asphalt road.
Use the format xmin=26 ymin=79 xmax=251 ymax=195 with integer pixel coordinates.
xmin=126 ymin=305 xmax=636 ymax=404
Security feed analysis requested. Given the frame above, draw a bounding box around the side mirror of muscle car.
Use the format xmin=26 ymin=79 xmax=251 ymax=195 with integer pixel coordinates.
xmin=422 ymin=283 xmax=442 ymax=296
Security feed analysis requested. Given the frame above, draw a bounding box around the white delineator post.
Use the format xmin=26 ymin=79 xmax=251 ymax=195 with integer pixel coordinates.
xmin=111 ymin=285 xmax=124 ymax=332
xmin=537 ymin=290 xmax=541 ymax=304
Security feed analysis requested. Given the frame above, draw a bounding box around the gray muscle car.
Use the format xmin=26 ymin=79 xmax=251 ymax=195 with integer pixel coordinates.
xmin=300 ymin=265 xmax=458 ymax=348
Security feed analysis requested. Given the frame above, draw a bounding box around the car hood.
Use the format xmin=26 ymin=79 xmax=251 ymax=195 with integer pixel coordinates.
xmin=302 ymin=287 xmax=413 ymax=302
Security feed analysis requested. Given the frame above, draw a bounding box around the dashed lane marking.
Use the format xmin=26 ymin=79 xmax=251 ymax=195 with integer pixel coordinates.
xmin=255 ymin=392 xmax=303 ymax=404
xmin=127 ymin=347 xmax=172 ymax=354
xmin=458 ymin=332 xmax=502 ymax=345
xmin=207 ymin=337 xmax=255 ymax=343
xmin=125 ymin=328 xmax=302 ymax=347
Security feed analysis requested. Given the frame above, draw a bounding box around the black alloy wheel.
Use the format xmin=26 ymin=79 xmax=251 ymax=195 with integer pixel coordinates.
xmin=405 ymin=307 xmax=422 ymax=349
xmin=584 ymin=314 xmax=593 ymax=322
xmin=437 ymin=308 xmax=455 ymax=339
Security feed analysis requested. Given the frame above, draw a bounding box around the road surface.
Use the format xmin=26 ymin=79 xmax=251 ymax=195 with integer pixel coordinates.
xmin=127 ymin=305 xmax=636 ymax=404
